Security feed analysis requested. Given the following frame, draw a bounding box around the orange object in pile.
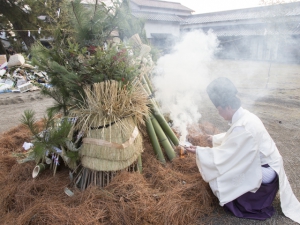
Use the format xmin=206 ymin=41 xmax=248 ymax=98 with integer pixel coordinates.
xmin=179 ymin=146 xmax=185 ymax=159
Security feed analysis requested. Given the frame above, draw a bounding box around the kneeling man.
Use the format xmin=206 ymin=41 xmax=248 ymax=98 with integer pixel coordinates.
xmin=186 ymin=77 xmax=300 ymax=223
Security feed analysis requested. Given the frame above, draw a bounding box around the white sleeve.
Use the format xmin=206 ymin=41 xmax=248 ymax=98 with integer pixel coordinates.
xmin=212 ymin=132 xmax=226 ymax=147
xmin=212 ymin=127 xmax=244 ymax=147
xmin=196 ymin=129 xmax=258 ymax=182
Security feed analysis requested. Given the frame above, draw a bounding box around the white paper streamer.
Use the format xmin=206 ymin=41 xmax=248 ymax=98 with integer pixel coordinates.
xmin=52 ymin=146 xmax=62 ymax=153
xmin=57 ymin=8 xmax=61 ymax=18
xmin=22 ymin=142 xmax=33 ymax=150
xmin=28 ymin=30 xmax=30 ymax=37
xmin=54 ymin=155 xmax=60 ymax=165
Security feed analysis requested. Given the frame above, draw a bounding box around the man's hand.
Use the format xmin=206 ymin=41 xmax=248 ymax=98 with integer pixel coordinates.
xmin=185 ymin=145 xmax=197 ymax=154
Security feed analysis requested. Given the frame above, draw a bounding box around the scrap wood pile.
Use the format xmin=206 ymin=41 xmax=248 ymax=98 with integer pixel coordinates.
xmin=0 ymin=122 xmax=218 ymax=225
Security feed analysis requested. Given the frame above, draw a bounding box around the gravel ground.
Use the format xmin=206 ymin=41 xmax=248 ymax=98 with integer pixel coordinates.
xmin=0 ymin=91 xmax=53 ymax=134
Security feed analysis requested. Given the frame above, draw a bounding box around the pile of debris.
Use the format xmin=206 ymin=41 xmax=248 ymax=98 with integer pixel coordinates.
xmin=0 ymin=54 xmax=50 ymax=94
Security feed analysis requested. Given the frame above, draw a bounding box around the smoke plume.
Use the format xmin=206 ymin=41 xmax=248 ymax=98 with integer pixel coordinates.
xmin=152 ymin=30 xmax=220 ymax=141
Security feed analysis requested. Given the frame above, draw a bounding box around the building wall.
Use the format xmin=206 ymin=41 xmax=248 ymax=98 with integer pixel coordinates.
xmin=130 ymin=2 xmax=140 ymax=10
xmin=216 ymin=35 xmax=300 ymax=62
xmin=144 ymin=21 xmax=180 ymax=38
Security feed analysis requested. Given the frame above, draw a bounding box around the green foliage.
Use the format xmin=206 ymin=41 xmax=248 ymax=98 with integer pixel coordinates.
xmin=21 ymin=109 xmax=73 ymax=163
xmin=31 ymin=39 xmax=139 ymax=115
xmin=0 ymin=0 xmax=71 ymax=51
xmin=20 ymin=110 xmax=41 ymax=140
xmin=28 ymin=0 xmax=147 ymax=117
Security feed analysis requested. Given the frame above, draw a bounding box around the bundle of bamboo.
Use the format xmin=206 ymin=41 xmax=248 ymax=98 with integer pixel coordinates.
xmin=141 ymin=73 xmax=180 ymax=163
xmin=127 ymin=33 xmax=180 ymax=164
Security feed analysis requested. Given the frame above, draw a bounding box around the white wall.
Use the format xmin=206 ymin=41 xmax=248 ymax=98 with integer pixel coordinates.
xmin=130 ymin=1 xmax=140 ymax=10
xmin=144 ymin=21 xmax=180 ymax=38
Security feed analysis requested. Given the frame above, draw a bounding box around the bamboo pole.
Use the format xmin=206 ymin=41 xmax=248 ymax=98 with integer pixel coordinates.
xmin=142 ymin=76 xmax=153 ymax=96
xmin=151 ymin=116 xmax=176 ymax=161
xmin=137 ymin=154 xmax=143 ymax=173
xmin=79 ymin=169 xmax=86 ymax=190
xmin=145 ymin=116 xmax=166 ymax=164
xmin=143 ymin=78 xmax=179 ymax=145
xmin=143 ymin=72 xmax=154 ymax=93
xmin=152 ymin=109 xmax=179 ymax=146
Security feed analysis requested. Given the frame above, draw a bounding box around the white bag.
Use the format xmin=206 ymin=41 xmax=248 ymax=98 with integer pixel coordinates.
xmin=7 ymin=54 xmax=25 ymax=67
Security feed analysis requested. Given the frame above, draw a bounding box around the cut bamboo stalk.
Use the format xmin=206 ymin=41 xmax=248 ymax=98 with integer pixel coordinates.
xmin=100 ymin=171 xmax=102 ymax=187
xmin=107 ymin=172 xmax=109 ymax=186
xmin=83 ymin=169 xmax=88 ymax=190
xmin=145 ymin=116 xmax=166 ymax=164
xmin=152 ymin=110 xmax=179 ymax=146
xmin=86 ymin=170 xmax=91 ymax=188
xmin=102 ymin=172 xmax=104 ymax=186
xmin=97 ymin=172 xmax=100 ymax=186
xmin=32 ymin=163 xmax=49 ymax=178
xmin=137 ymin=154 xmax=142 ymax=173
xmin=151 ymin=117 xmax=176 ymax=161
xmin=143 ymin=73 xmax=154 ymax=93
xmin=142 ymin=76 xmax=152 ymax=95
xmin=111 ymin=172 xmax=114 ymax=179
xmin=53 ymin=161 xmax=57 ymax=177
xmin=93 ymin=171 xmax=97 ymax=185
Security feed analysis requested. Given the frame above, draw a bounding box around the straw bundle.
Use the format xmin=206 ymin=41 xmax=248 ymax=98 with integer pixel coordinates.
xmin=70 ymin=80 xmax=149 ymax=173
xmin=128 ymin=33 xmax=143 ymax=50
xmin=72 ymin=80 xmax=149 ymax=133
xmin=80 ymin=116 xmax=144 ymax=171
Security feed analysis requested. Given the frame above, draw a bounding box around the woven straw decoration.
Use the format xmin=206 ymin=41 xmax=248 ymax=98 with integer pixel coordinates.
xmin=80 ymin=116 xmax=143 ymax=171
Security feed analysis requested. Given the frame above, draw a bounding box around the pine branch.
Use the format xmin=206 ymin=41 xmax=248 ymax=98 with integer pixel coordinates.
xmin=94 ymin=0 xmax=98 ymax=19
xmin=20 ymin=110 xmax=42 ymax=141
xmin=71 ymin=0 xmax=82 ymax=29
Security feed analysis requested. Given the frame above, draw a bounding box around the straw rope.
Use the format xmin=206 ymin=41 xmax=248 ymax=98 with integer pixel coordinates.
xmin=82 ymin=126 xmax=139 ymax=149
xmin=80 ymin=117 xmax=143 ymax=161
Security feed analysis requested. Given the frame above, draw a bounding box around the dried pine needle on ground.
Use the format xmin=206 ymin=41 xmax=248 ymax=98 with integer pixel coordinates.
xmin=0 ymin=122 xmax=219 ymax=225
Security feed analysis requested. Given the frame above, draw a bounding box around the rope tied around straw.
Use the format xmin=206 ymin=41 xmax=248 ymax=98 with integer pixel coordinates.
xmin=83 ymin=126 xmax=139 ymax=149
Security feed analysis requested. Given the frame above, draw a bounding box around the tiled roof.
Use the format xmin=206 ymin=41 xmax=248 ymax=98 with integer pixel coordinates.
xmin=185 ymin=2 xmax=300 ymax=25
xmin=211 ymin=26 xmax=300 ymax=37
xmin=132 ymin=11 xmax=185 ymax=22
xmin=131 ymin=0 xmax=194 ymax=12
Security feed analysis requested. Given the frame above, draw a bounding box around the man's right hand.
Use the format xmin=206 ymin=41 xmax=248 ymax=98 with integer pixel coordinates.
xmin=184 ymin=145 xmax=197 ymax=154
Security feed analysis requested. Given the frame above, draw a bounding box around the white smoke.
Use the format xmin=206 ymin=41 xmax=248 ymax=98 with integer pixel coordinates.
xmin=152 ymin=30 xmax=220 ymax=141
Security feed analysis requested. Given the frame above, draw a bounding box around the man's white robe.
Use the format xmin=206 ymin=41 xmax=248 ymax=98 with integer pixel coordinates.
xmin=195 ymin=107 xmax=300 ymax=223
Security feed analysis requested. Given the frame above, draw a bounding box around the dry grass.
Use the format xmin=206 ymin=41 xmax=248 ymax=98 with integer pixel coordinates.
xmin=72 ymin=80 xmax=149 ymax=134
xmin=0 ymin=123 xmax=218 ymax=225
